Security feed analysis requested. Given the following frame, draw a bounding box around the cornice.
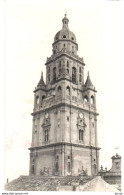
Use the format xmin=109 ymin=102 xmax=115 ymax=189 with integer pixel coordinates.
xmin=82 ymin=88 xmax=97 ymax=93
xmin=29 ymin=141 xmax=101 ymax=151
xmin=31 ymin=102 xmax=99 ymax=116
xmin=52 ymin=39 xmax=78 ymax=47
xmin=45 ymin=53 xmax=85 ymax=66
xmin=33 ymin=88 xmax=47 ymax=93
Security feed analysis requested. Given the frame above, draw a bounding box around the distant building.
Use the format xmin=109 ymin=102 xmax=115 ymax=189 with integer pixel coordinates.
xmin=98 ymin=153 xmax=121 ymax=184
xmin=28 ymin=14 xmax=100 ymax=177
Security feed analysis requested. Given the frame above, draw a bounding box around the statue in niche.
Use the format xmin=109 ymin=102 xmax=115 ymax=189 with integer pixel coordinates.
xmin=78 ymin=166 xmax=88 ymax=176
xmin=40 ymin=167 xmax=49 ymax=176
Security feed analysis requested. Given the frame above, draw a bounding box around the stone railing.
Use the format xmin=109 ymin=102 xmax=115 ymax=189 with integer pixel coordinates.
xmin=72 ymin=96 xmax=78 ymax=102
xmin=66 ymin=95 xmax=70 ymax=100
xmin=42 ymin=140 xmax=50 ymax=145
xmin=104 ymin=172 xmax=121 ymax=176
xmin=57 ymin=95 xmax=62 ymax=101
xmin=78 ymin=140 xmax=84 ymax=144
xmin=46 ymin=50 xmax=84 ymax=64
xmin=91 ymin=104 xmax=95 ymax=109
xmin=42 ymin=96 xmax=55 ymax=108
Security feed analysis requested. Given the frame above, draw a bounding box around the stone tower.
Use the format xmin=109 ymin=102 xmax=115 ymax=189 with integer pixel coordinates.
xmin=29 ymin=14 xmax=100 ymax=177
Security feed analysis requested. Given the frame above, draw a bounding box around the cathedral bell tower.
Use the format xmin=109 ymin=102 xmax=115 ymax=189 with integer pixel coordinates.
xmin=29 ymin=14 xmax=100 ymax=177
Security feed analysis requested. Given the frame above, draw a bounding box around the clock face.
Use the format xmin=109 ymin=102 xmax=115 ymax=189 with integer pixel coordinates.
xmin=45 ymin=113 xmax=49 ymax=118
xmin=79 ymin=113 xmax=83 ymax=118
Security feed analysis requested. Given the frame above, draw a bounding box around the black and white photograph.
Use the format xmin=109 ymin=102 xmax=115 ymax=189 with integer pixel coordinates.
xmin=0 ymin=0 xmax=123 ymax=193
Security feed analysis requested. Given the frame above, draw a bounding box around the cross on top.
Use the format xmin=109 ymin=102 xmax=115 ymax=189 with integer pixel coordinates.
xmin=65 ymin=11 xmax=67 ymax=17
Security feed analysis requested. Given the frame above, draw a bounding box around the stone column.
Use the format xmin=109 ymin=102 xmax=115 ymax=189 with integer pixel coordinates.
xmin=90 ymin=148 xmax=92 ymax=176
xmin=60 ymin=107 xmax=65 ymax=142
xmin=96 ymin=149 xmax=99 ymax=174
xmin=61 ymin=144 xmax=65 ymax=176
xmin=37 ymin=116 xmax=40 ymax=147
xmin=62 ymin=81 xmax=65 ymax=101
xmin=89 ymin=113 xmax=92 ymax=146
xmin=94 ymin=118 xmax=98 ymax=147
xmin=31 ymin=117 xmax=35 ymax=147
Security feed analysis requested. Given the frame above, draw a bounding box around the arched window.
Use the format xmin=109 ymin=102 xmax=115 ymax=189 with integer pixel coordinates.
xmin=63 ymin=44 xmax=66 ymax=47
xmin=57 ymin=86 xmax=61 ymax=95
xmin=66 ymin=86 xmax=70 ymax=95
xmin=67 ymin=61 xmax=69 ymax=67
xmin=72 ymin=37 xmax=74 ymax=40
xmin=72 ymin=67 xmax=76 ymax=83
xmin=84 ymin=95 xmax=88 ymax=102
xmin=42 ymin=95 xmax=46 ymax=101
xmin=79 ymin=130 xmax=83 ymax=141
xmin=91 ymin=95 xmax=94 ymax=104
xmin=115 ymin=162 xmax=119 ymax=169
xmin=59 ymin=68 xmax=61 ymax=75
xmin=63 ymin=35 xmax=66 ymax=38
xmin=45 ymin=129 xmax=48 ymax=142
xmin=32 ymin=159 xmax=35 ymax=174
xmin=48 ymin=74 xmax=50 ymax=82
xmin=66 ymin=69 xmax=69 ymax=74
xmin=59 ymin=61 xmax=61 ymax=74
xmin=56 ymin=155 xmax=59 ymax=161
xmin=36 ymin=95 xmax=39 ymax=104
xmin=67 ymin=162 xmax=71 ymax=173
xmin=79 ymin=74 xmax=82 ymax=82
xmin=53 ymin=67 xmax=56 ymax=81
xmin=72 ymin=46 xmax=74 ymax=54
xmin=55 ymin=162 xmax=59 ymax=173
xmin=59 ymin=61 xmax=61 ymax=67
xmin=48 ymin=67 xmax=50 ymax=73
xmin=58 ymin=86 xmax=61 ymax=91
xmin=67 ymin=116 xmax=69 ymax=121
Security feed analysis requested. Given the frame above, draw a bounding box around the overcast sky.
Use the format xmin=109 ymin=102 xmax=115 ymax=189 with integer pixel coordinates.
xmin=2 ymin=0 xmax=123 ymax=183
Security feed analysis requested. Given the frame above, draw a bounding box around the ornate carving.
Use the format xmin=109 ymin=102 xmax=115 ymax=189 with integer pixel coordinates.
xmin=42 ymin=115 xmax=51 ymax=129
xmin=77 ymin=113 xmax=87 ymax=128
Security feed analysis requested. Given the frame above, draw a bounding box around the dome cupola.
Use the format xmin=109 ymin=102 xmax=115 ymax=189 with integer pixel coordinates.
xmin=54 ymin=14 xmax=76 ymax=43
xmin=52 ymin=14 xmax=78 ymax=55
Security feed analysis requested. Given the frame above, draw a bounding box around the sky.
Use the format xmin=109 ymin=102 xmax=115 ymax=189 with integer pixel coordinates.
xmin=0 ymin=0 xmax=123 ymax=185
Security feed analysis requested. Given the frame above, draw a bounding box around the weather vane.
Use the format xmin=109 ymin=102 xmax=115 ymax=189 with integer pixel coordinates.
xmin=114 ymin=146 xmax=119 ymax=154
xmin=65 ymin=10 xmax=67 ymax=17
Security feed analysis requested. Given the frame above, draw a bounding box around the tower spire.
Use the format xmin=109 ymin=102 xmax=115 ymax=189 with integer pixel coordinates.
xmin=37 ymin=71 xmax=45 ymax=88
xmin=84 ymin=71 xmax=93 ymax=88
xmin=41 ymin=71 xmax=43 ymax=79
